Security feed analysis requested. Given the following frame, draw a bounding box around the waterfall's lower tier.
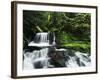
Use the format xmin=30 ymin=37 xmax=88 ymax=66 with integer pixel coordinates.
xmin=28 ymin=42 xmax=52 ymax=47
xmin=23 ymin=48 xmax=91 ymax=70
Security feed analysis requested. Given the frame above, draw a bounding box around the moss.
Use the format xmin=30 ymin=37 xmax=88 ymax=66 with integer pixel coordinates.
xmin=60 ymin=42 xmax=90 ymax=53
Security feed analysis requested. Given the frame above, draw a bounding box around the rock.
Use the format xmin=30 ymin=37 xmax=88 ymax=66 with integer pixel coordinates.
xmin=33 ymin=61 xmax=43 ymax=68
xmin=48 ymin=49 xmax=67 ymax=67
xmin=66 ymin=49 xmax=76 ymax=57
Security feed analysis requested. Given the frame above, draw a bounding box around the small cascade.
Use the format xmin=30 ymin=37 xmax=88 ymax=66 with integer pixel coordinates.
xmin=64 ymin=51 xmax=91 ymax=67
xmin=23 ymin=32 xmax=55 ymax=69
xmin=33 ymin=33 xmax=49 ymax=43
xmin=32 ymin=48 xmax=51 ymax=68
xmin=23 ymin=52 xmax=34 ymax=69
xmin=28 ymin=32 xmax=55 ymax=47
xmin=74 ymin=51 xmax=91 ymax=67
xmin=23 ymin=48 xmax=51 ymax=69
xmin=23 ymin=32 xmax=91 ymax=69
xmin=66 ymin=56 xmax=79 ymax=68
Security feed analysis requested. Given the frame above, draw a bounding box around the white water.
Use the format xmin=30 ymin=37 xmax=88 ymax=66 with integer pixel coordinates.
xmin=23 ymin=52 xmax=34 ymax=69
xmin=75 ymin=51 xmax=91 ymax=67
xmin=23 ymin=48 xmax=50 ymax=69
xmin=23 ymin=32 xmax=91 ymax=69
xmin=28 ymin=33 xmax=49 ymax=47
xmin=66 ymin=51 xmax=91 ymax=67
xmin=66 ymin=56 xmax=79 ymax=68
xmin=34 ymin=33 xmax=49 ymax=43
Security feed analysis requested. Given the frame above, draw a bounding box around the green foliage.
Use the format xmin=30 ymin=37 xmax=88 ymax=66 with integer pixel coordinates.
xmin=23 ymin=10 xmax=91 ymax=53
xmin=56 ymin=32 xmax=73 ymax=44
xmin=56 ymin=31 xmax=90 ymax=53
xmin=61 ymin=42 xmax=90 ymax=53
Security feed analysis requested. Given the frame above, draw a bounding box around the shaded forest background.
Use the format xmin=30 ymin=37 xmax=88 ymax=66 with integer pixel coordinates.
xmin=23 ymin=10 xmax=91 ymax=53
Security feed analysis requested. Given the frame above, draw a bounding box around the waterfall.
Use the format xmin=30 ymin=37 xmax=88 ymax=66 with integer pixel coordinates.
xmin=34 ymin=33 xmax=49 ymax=43
xmin=23 ymin=32 xmax=91 ymax=69
xmin=24 ymin=32 xmax=55 ymax=69
xmin=28 ymin=32 xmax=55 ymax=47
xmin=23 ymin=51 xmax=34 ymax=69
xmin=65 ymin=51 xmax=91 ymax=67
xmin=32 ymin=48 xmax=50 ymax=68
xmin=24 ymin=48 xmax=52 ymax=69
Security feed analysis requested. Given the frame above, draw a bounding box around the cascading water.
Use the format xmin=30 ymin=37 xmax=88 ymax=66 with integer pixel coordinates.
xmin=34 ymin=33 xmax=49 ymax=43
xmin=28 ymin=33 xmax=50 ymax=47
xmin=23 ymin=48 xmax=51 ymax=69
xmin=65 ymin=51 xmax=91 ymax=68
xmin=23 ymin=32 xmax=91 ymax=70
xmin=23 ymin=32 xmax=54 ymax=69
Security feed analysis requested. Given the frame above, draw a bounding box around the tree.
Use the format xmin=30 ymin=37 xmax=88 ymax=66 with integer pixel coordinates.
xmin=23 ymin=10 xmax=91 ymax=53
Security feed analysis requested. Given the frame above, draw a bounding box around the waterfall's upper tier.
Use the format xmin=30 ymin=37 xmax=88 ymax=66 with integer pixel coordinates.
xmin=28 ymin=32 xmax=56 ymax=47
